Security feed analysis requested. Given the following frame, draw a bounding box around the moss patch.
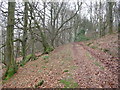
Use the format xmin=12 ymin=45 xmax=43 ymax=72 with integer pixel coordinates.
xmin=42 ymin=66 xmax=46 ymax=68
xmin=4 ymin=67 xmax=16 ymax=80
xmin=42 ymin=55 xmax=49 ymax=60
xmin=63 ymin=70 xmax=69 ymax=72
xmin=44 ymin=47 xmax=54 ymax=54
xmin=19 ymin=54 xmax=32 ymax=66
xmin=59 ymin=79 xmax=78 ymax=88
xmin=35 ymin=80 xmax=44 ymax=88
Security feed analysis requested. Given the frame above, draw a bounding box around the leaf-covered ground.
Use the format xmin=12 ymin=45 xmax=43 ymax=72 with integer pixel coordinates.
xmin=3 ymin=44 xmax=79 ymax=88
xmin=2 ymin=34 xmax=118 ymax=88
xmin=72 ymin=42 xmax=118 ymax=88
xmin=85 ymin=33 xmax=118 ymax=58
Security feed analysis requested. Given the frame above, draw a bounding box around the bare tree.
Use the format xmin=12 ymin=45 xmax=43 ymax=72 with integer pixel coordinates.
xmin=107 ymin=2 xmax=114 ymax=34
xmin=4 ymin=1 xmax=17 ymax=79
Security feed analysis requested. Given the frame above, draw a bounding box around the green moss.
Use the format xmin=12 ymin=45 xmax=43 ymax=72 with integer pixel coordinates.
xmin=35 ymin=80 xmax=44 ymax=88
xmin=19 ymin=61 xmax=24 ymax=66
xmin=26 ymin=54 xmax=32 ymax=61
xmin=42 ymin=66 xmax=46 ymax=68
xmin=44 ymin=47 xmax=54 ymax=54
xmin=42 ymin=56 xmax=49 ymax=60
xmin=31 ymin=55 xmax=37 ymax=61
xmin=19 ymin=54 xmax=32 ymax=66
xmin=4 ymin=67 xmax=16 ymax=80
xmin=75 ymin=35 xmax=90 ymax=42
xmin=59 ymin=79 xmax=78 ymax=88
xmin=63 ymin=70 xmax=69 ymax=72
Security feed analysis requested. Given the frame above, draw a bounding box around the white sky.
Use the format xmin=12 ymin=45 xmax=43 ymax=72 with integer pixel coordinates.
xmin=0 ymin=0 xmax=118 ymax=2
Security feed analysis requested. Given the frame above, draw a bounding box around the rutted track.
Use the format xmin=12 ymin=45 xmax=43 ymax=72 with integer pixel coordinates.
xmin=79 ymin=42 xmax=118 ymax=75
xmin=2 ymin=43 xmax=118 ymax=88
xmin=72 ymin=42 xmax=118 ymax=88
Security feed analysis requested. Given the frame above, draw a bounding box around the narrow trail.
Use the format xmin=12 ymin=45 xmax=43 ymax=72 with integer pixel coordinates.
xmin=2 ymin=44 xmax=76 ymax=88
xmin=79 ymin=42 xmax=118 ymax=75
xmin=2 ymin=43 xmax=118 ymax=88
xmin=72 ymin=42 xmax=118 ymax=88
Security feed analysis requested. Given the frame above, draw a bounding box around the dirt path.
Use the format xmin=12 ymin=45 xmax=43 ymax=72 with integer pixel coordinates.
xmin=2 ymin=43 xmax=118 ymax=88
xmin=2 ymin=44 xmax=78 ymax=88
xmin=72 ymin=42 xmax=118 ymax=88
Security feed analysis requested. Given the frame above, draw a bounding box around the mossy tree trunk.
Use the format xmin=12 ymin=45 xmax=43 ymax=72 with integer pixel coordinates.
xmin=29 ymin=6 xmax=36 ymax=60
xmin=99 ymin=1 xmax=102 ymax=37
xmin=22 ymin=2 xmax=28 ymax=61
xmin=28 ymin=3 xmax=53 ymax=54
xmin=4 ymin=1 xmax=17 ymax=79
xmin=41 ymin=33 xmax=53 ymax=54
xmin=36 ymin=23 xmax=53 ymax=54
xmin=108 ymin=2 xmax=113 ymax=34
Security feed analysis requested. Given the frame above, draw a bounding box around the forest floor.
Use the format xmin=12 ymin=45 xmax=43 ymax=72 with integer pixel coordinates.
xmin=2 ymin=33 xmax=119 ymax=88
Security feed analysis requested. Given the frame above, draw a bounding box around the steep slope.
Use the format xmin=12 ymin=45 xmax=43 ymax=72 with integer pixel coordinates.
xmin=2 ymin=34 xmax=118 ymax=88
xmin=3 ymin=44 xmax=78 ymax=88
xmin=85 ymin=33 xmax=118 ymax=58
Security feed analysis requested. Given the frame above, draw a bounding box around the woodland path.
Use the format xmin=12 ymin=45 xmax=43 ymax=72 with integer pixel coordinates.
xmin=2 ymin=43 xmax=118 ymax=88
xmin=72 ymin=42 xmax=118 ymax=88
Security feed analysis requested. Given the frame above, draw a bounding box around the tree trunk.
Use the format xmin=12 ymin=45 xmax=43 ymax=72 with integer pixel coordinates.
xmin=4 ymin=1 xmax=17 ymax=79
xmin=22 ymin=2 xmax=28 ymax=61
xmin=15 ymin=31 xmax=20 ymax=59
xmin=108 ymin=2 xmax=113 ymax=34
xmin=29 ymin=7 xmax=35 ymax=60
xmin=99 ymin=1 xmax=102 ymax=37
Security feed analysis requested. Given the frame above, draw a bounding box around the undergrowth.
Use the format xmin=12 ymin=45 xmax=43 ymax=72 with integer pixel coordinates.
xmin=4 ymin=66 xmax=18 ymax=80
xmin=19 ymin=54 xmax=32 ymax=66
xmin=59 ymin=79 xmax=78 ymax=88
xmin=35 ymin=80 xmax=44 ymax=88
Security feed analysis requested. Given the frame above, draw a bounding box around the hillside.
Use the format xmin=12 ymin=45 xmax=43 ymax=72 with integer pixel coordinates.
xmin=2 ymin=33 xmax=118 ymax=88
xmin=1 ymin=1 xmax=120 ymax=89
xmin=85 ymin=33 xmax=118 ymax=58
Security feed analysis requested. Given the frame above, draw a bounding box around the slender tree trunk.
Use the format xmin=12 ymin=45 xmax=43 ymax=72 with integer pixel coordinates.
xmin=22 ymin=2 xmax=28 ymax=60
xmin=108 ymin=2 xmax=113 ymax=34
xmin=28 ymin=3 xmax=53 ymax=54
xmin=4 ymin=1 xmax=17 ymax=79
xmin=99 ymin=1 xmax=102 ymax=37
xmin=15 ymin=31 xmax=20 ymax=59
xmin=29 ymin=6 xmax=35 ymax=60
xmin=1 ymin=28 xmax=6 ymax=65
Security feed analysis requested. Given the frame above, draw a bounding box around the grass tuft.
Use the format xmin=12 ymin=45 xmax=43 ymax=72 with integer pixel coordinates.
xmin=59 ymin=79 xmax=78 ymax=88
xmin=42 ymin=56 xmax=49 ymax=60
xmin=63 ymin=70 xmax=69 ymax=72
xmin=42 ymin=66 xmax=46 ymax=68
xmin=35 ymin=80 xmax=44 ymax=88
